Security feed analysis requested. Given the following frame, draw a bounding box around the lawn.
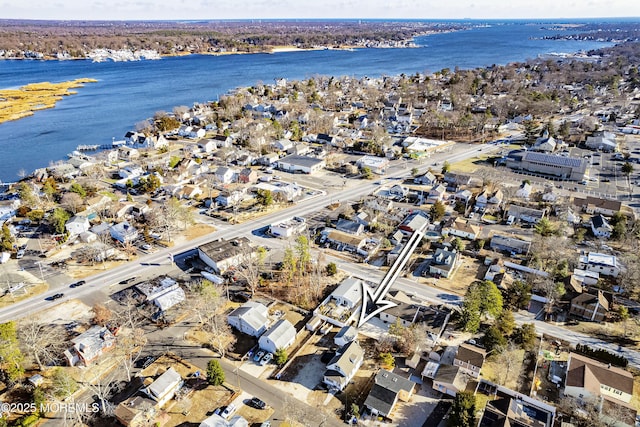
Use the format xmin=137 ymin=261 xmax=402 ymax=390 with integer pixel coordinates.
xmin=482 ymin=348 xmax=526 ymax=391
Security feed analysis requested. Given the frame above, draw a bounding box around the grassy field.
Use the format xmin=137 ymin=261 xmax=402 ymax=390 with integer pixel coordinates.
xmin=0 ymin=78 xmax=97 ymax=123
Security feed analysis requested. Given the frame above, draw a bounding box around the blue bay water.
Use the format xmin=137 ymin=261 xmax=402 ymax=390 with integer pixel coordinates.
xmin=0 ymin=21 xmax=612 ymax=182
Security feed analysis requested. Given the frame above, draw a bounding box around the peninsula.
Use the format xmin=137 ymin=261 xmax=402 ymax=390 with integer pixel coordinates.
xmin=0 ymin=78 xmax=97 ymax=124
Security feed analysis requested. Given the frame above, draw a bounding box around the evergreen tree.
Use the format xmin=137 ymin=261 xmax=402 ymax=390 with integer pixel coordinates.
xmin=448 ymin=391 xmax=476 ymax=427
xmin=207 ymin=359 xmax=225 ymax=386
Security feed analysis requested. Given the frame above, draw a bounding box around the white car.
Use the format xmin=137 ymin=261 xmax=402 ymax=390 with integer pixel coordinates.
xmin=221 ymin=403 xmax=236 ymax=419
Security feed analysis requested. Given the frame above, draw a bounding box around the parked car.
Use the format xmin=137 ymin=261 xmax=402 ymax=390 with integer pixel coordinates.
xmin=253 ymin=350 xmax=265 ymax=363
xmin=221 ymin=403 xmax=236 ymax=419
xmin=119 ymin=277 xmax=137 ymax=285
xmin=260 ymin=352 xmax=273 ymax=366
xmin=249 ymin=397 xmax=266 ymax=409
xmin=16 ymin=249 xmax=25 ymax=259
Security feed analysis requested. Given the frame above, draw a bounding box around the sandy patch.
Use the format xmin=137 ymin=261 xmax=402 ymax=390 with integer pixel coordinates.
xmin=183 ymin=223 xmax=216 ymax=241
xmin=32 ymin=299 xmax=93 ymax=324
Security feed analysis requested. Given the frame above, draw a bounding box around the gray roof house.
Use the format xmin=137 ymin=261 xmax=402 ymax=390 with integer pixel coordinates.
xmin=429 ymin=248 xmax=459 ymax=279
xmin=144 ymin=367 xmax=184 ymax=408
xmin=363 ymin=369 xmax=416 ymax=419
xmin=323 ymin=340 xmax=364 ymax=391
xmin=258 ymin=319 xmax=297 ymax=354
xmin=227 ymin=302 xmax=270 ymax=337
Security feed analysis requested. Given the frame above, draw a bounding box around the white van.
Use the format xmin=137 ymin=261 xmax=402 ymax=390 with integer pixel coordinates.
xmin=506 ymin=216 xmax=515 ymax=225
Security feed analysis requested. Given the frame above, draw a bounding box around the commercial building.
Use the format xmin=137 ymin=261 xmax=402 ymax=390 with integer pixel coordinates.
xmin=506 ymin=151 xmax=587 ymax=181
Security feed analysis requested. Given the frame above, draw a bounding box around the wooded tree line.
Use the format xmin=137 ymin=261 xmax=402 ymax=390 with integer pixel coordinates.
xmin=0 ymin=20 xmax=463 ymax=58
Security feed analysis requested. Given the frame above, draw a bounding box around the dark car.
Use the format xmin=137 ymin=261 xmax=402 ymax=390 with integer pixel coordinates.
xmin=119 ymin=277 xmax=137 ymax=285
xmin=48 ymin=293 xmax=64 ymax=301
xmin=70 ymin=280 xmax=86 ymax=288
xmin=249 ymin=397 xmax=266 ymax=409
xmin=136 ymin=355 xmax=156 ymax=369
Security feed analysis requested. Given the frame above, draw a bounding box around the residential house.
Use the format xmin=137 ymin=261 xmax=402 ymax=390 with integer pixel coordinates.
xmin=212 ymin=135 xmax=233 ymax=148
xmin=178 ymin=185 xmax=203 ymax=200
xmin=444 ymin=172 xmax=472 ymax=188
xmin=235 ymin=153 xmax=254 ymax=167
xmin=516 ymin=182 xmax=533 ymax=200
xmin=578 ymin=252 xmax=620 ymax=277
xmin=389 ymin=184 xmax=409 ymax=199
xmin=269 ymin=216 xmax=307 ymax=238
xmin=336 ymin=218 xmax=365 ymax=235
xmin=363 ymin=369 xmax=416 ymax=419
xmin=454 ymin=189 xmax=473 ymax=205
xmin=256 ymin=153 xmax=279 ymax=166
xmin=118 ymin=146 xmax=140 ymax=161
xmin=114 ymin=395 xmax=158 ymax=427
xmin=323 ymin=340 xmax=365 ymax=391
xmin=276 ymin=154 xmax=326 ymax=174
xmin=564 ymin=352 xmax=634 ymax=404
xmin=399 ymin=211 xmax=430 ymax=234
xmin=442 ymin=218 xmax=480 ymax=240
xmin=238 ymin=168 xmax=258 ymax=184
xmin=134 ymin=277 xmax=186 ymax=312
xmin=258 ymin=319 xmax=297 ymax=354
xmin=591 ymin=214 xmax=613 ymax=238
xmin=506 ymin=204 xmax=546 ymax=224
xmin=476 ymin=188 xmax=504 ymax=210
xmin=65 ymin=215 xmax=90 ymax=236
xmin=432 ymin=365 xmax=468 ymax=397
xmin=426 ymin=184 xmax=446 ymax=204
xmin=227 ymin=302 xmax=270 ymax=337
xmin=198 ymin=237 xmax=252 ymax=274
xmin=413 ymin=171 xmax=437 ymax=186
xmin=110 ymin=221 xmax=139 ymax=244
xmin=429 ymin=248 xmax=459 ymax=279
xmin=272 ymin=139 xmax=294 ymax=152
xmin=478 ymin=383 xmax=556 ymax=427
xmin=454 ymin=343 xmax=486 ymax=379
xmin=533 ymin=130 xmax=557 ymax=152
xmin=490 ymin=234 xmax=532 ymax=255
xmin=200 ymin=414 xmax=249 ymax=427
xmin=214 ymin=166 xmax=238 ymax=184
xmin=315 ymin=277 xmax=363 ymax=327
xmin=334 ymin=325 xmax=358 ymax=347
xmin=321 ymin=229 xmax=367 ymax=254
xmin=570 ymin=290 xmax=611 ymax=322
xmin=198 ymin=138 xmax=218 ymax=154
xmin=64 ymin=325 xmax=115 ymax=366
xmin=574 ymin=196 xmax=623 ymax=217
xmin=216 ymin=189 xmax=245 ymax=207
xmin=143 ymin=367 xmax=183 ymax=408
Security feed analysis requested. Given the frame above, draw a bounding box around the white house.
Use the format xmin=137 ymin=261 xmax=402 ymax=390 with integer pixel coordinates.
xmin=258 ymin=319 xmax=296 ymax=354
xmin=334 ymin=325 xmax=358 ymax=347
xmin=441 ymin=219 xmax=480 ymax=240
xmin=109 ymin=221 xmax=139 ymax=244
xmin=591 ymin=214 xmax=613 ymax=238
xmin=227 ymin=302 xmax=270 ymax=337
xmin=564 ymin=352 xmax=633 ymax=404
xmin=329 ymin=277 xmax=362 ymax=309
xmin=269 ymin=216 xmax=307 ymax=238
xmin=65 ymin=215 xmax=90 ymax=236
xmin=429 ymin=248 xmax=459 ymax=279
xmin=214 ymin=166 xmax=238 ymax=184
xmin=578 ymin=252 xmax=620 ymax=277
xmin=144 ymin=367 xmax=184 ymax=408
xmin=323 ymin=340 xmax=364 ymax=391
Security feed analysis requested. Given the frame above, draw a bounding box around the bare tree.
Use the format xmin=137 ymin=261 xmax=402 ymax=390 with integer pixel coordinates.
xmin=114 ymin=328 xmax=147 ymax=382
xmin=61 ymin=192 xmax=84 ymax=214
xmin=92 ymin=303 xmax=113 ymax=326
xmin=18 ymin=321 xmax=66 ymax=371
xmin=234 ymin=246 xmax=265 ymax=296
xmin=114 ymin=290 xmax=144 ymax=330
xmin=82 ymin=369 xmax=118 ymax=417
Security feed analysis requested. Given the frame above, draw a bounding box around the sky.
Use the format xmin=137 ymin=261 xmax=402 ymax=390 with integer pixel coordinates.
xmin=2 ymin=0 xmax=640 ymax=21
